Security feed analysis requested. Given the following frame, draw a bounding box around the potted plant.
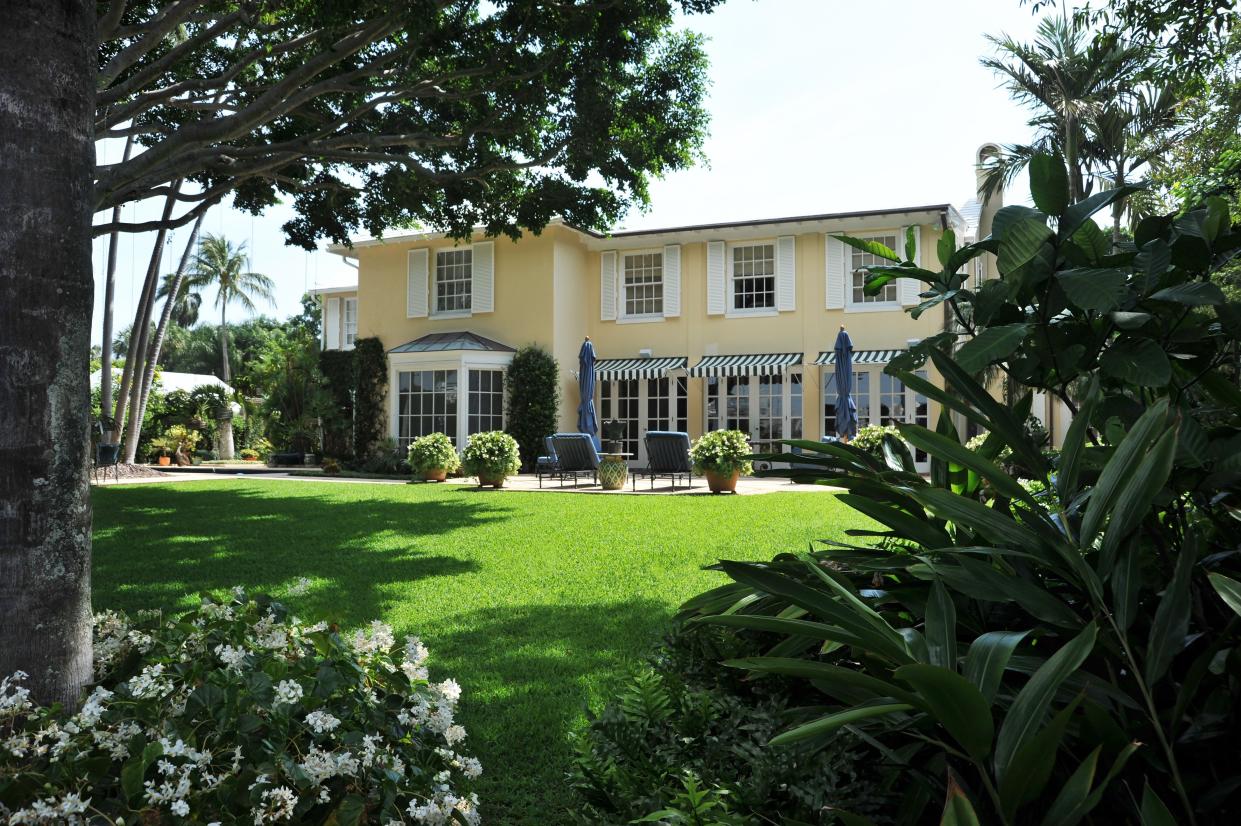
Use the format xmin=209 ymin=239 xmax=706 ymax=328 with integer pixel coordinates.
xmin=690 ymin=429 xmax=753 ymax=494
xmin=600 ymin=419 xmax=627 ymax=454
xmin=238 ymin=448 xmax=261 ymax=462
xmin=407 ymin=432 xmax=461 ymax=482
xmin=165 ymin=424 xmax=201 ymax=466
xmin=150 ymin=435 xmax=175 ymax=466
xmin=461 ymin=431 xmax=521 ymax=488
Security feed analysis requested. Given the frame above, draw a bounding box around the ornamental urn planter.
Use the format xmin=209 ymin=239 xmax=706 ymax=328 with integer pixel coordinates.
xmin=705 ymin=469 xmax=740 ymax=494
xmin=157 ymin=455 xmax=171 ymax=466
xmin=478 ymin=473 xmax=506 ymax=489
xmin=423 ymin=468 xmax=448 ymax=482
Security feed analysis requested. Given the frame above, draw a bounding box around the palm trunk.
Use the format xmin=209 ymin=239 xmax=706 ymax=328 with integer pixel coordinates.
xmin=1111 ymin=167 xmax=1126 ymax=252
xmin=120 ymin=181 xmax=181 ymax=464
xmin=0 ymin=0 xmax=95 ymax=708
xmin=100 ymin=134 xmax=134 ymax=438
xmin=221 ymin=302 xmax=230 ymax=383
xmin=135 ymin=212 xmax=207 ymax=440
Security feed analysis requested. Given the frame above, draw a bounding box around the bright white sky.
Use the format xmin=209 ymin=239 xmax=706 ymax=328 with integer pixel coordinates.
xmin=91 ymin=0 xmax=1042 ymax=343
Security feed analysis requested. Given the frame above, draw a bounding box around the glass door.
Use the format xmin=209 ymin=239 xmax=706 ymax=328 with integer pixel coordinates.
xmin=600 ymin=377 xmax=687 ymax=464
xmin=706 ymin=371 xmax=802 ymax=460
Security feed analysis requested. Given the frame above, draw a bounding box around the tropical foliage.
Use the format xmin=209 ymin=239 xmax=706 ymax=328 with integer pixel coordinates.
xmin=686 ymin=156 xmax=1241 ymax=823
xmin=190 ymin=235 xmax=275 ymax=384
xmin=0 ymin=591 xmax=479 ymax=824
xmin=689 ymin=430 xmax=753 ymax=476
xmin=407 ymin=433 xmax=462 ymax=476
xmin=849 ymin=424 xmax=903 ymax=458
xmin=461 ymin=431 xmax=521 ymax=481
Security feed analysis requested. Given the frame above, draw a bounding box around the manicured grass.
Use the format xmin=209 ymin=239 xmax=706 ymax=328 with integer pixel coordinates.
xmin=91 ymin=479 xmax=869 ymax=824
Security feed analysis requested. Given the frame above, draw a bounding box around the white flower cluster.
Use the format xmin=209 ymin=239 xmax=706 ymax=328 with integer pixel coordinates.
xmin=0 ymin=593 xmax=482 ymax=825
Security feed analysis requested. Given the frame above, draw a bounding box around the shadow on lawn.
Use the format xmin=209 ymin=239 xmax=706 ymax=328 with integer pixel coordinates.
xmin=424 ymin=598 xmax=668 ymax=825
xmin=91 ymin=483 xmax=507 ymax=623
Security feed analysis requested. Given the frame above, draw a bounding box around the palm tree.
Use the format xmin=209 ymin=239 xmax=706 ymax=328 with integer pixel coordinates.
xmin=191 ymin=234 xmax=275 ymax=383
xmin=155 ymin=268 xmax=206 ymax=328
xmin=980 ymin=14 xmax=1149 ymax=202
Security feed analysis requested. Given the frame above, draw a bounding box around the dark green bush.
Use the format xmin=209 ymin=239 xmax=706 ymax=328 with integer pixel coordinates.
xmin=319 ymin=349 xmax=356 ymax=458
xmin=352 ymin=337 xmax=387 ymax=459
xmin=504 ymin=345 xmax=559 ymax=470
xmin=570 ymin=623 xmax=896 ymax=824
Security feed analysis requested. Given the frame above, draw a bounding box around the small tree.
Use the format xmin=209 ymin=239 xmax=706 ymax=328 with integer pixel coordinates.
xmin=352 ymin=337 xmax=388 ymax=459
xmin=504 ymin=345 xmax=559 ymax=471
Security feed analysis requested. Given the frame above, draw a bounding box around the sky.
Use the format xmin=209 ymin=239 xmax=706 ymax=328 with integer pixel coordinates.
xmin=90 ymin=0 xmax=1043 ymax=344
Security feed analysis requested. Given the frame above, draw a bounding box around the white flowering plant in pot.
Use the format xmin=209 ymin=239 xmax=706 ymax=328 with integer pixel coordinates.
xmin=406 ymin=432 xmax=461 ymax=481
xmin=460 ymin=431 xmax=520 ymax=488
xmin=0 ymin=590 xmax=481 ymax=825
xmin=689 ymin=430 xmax=753 ymax=492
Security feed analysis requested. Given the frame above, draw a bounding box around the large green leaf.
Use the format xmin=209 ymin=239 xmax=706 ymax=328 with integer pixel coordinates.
xmin=896 ymin=664 xmax=994 ymax=760
xmin=1099 ymin=426 xmax=1178 ymax=571
xmin=937 ymin=227 xmax=957 ymax=268
xmin=999 ymin=696 xmax=1082 ymax=821
xmin=834 ymin=234 xmax=900 ymax=262
xmin=940 ymin=774 xmax=982 ymax=826
xmin=1041 ymin=743 xmax=1140 ymax=826
xmin=913 ymin=488 xmax=1046 ymax=551
xmin=1139 ymin=783 xmax=1178 ymax=826
xmin=1099 ymin=338 xmax=1171 ymax=386
xmin=1058 ymin=185 xmax=1144 ymax=240
xmin=1029 ymin=154 xmax=1070 ymax=215
xmin=994 ymin=623 xmax=1098 ymax=785
xmin=1148 ymin=281 xmax=1226 ymax=306
xmin=1080 ymin=401 xmax=1169 ymax=545
xmin=924 ymin=579 xmax=958 ymax=670
xmin=928 ymin=557 xmax=1081 ymax=628
xmin=837 ymin=494 xmax=952 ymax=549
xmin=696 ymin=614 xmax=873 ymax=651
xmin=954 ymin=324 xmax=1030 ymax=374
xmin=724 ymin=657 xmax=921 ymax=706
xmin=1146 ymin=532 xmax=1197 ymax=685
xmin=998 ymin=217 xmax=1055 ymax=273
xmin=1208 ymin=573 xmax=1241 ymax=618
xmin=964 ymin=630 xmax=1030 ymax=703
xmin=1057 ymin=268 xmax=1129 ymax=312
xmin=1069 ymin=220 xmax=1110 ymax=265
xmin=769 ymin=702 xmax=915 ymax=746
xmin=898 ymin=423 xmax=1039 ymax=510
xmin=1056 ymin=377 xmax=1099 ymax=502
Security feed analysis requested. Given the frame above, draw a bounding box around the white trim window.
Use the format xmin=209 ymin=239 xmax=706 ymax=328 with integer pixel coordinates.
xmin=467 ymin=368 xmax=505 ymax=435
xmin=729 ymin=242 xmax=776 ymax=313
xmin=343 ymin=298 xmax=357 ymax=349
xmin=849 ymin=233 xmax=900 ymax=307
xmin=434 ymin=248 xmax=472 ymax=314
xmin=622 ymin=251 xmax=663 ymax=318
xmin=396 ymin=369 xmax=459 ymax=450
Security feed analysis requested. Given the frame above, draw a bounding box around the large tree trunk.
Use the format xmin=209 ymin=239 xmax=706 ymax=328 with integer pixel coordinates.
xmin=134 ymin=211 xmax=206 ymax=440
xmin=220 ymin=303 xmax=231 ymax=383
xmin=0 ymin=0 xmax=96 ymax=708
xmin=100 ymin=134 xmax=134 ymax=439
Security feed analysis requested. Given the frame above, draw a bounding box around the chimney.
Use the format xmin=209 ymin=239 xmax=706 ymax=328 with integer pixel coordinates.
xmin=975 ymin=142 xmax=1003 ymax=242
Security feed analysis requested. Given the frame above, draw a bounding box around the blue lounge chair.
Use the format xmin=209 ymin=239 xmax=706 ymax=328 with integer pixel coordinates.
xmin=546 ymin=433 xmax=599 ymax=487
xmin=631 ymin=431 xmax=694 ymax=491
xmin=535 ymin=435 xmax=560 ymax=485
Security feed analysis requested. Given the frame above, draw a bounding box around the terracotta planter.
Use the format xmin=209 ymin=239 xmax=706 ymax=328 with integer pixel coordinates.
xmin=157 ymin=456 xmax=171 ymax=466
xmin=423 ymin=468 xmax=448 ymax=482
xmin=477 ymin=473 xmax=506 ymax=489
xmin=704 ymin=469 xmax=740 ymax=494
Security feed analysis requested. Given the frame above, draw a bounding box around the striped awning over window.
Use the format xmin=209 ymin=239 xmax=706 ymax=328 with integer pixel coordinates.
xmin=594 ymin=356 xmax=687 ymax=381
xmin=687 ymin=352 xmax=803 ymax=378
xmin=815 ymin=349 xmax=904 ymax=365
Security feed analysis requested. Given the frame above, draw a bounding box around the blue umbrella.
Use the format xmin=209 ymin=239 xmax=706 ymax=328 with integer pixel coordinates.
xmin=577 ymin=337 xmax=600 ymax=449
xmin=833 ymin=327 xmax=857 ymax=441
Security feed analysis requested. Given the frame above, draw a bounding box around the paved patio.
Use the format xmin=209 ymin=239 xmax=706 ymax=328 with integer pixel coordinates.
xmin=93 ymin=469 xmax=836 ymax=495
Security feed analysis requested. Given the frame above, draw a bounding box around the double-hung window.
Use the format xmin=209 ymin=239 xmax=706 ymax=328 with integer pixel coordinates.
xmin=850 ymin=234 xmax=900 ymax=305
xmin=343 ymin=298 xmax=357 ymax=348
xmin=622 ymin=252 xmax=663 ymax=317
xmin=730 ymin=243 xmax=776 ymax=311
xmin=434 ymin=249 xmax=472 ymax=314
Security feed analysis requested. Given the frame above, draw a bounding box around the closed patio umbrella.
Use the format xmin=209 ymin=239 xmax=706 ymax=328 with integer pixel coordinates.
xmin=577 ymin=337 xmax=599 ymax=449
xmin=834 ymin=326 xmax=857 ymax=442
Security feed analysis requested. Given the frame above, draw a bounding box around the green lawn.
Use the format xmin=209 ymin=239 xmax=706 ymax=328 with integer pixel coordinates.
xmin=91 ymin=479 xmax=867 ymax=823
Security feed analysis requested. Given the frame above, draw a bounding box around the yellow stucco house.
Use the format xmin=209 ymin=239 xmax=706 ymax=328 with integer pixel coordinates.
xmin=316 ymin=154 xmax=1004 ymax=471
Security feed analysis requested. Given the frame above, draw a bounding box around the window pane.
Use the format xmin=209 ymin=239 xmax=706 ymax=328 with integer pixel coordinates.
xmin=731 ymin=243 xmax=776 ymax=310
xmin=435 ymin=249 xmax=473 ymax=313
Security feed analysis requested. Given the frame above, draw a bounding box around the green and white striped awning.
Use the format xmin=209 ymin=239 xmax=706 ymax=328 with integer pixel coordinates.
xmin=815 ymin=349 xmax=904 ymax=365
xmin=687 ymin=352 xmax=803 ymax=378
xmin=594 ymin=356 xmax=687 ymax=381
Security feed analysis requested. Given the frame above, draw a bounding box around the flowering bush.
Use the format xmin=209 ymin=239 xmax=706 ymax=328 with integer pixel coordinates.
xmin=0 ymin=591 xmax=481 ymax=825
xmin=688 ymin=430 xmax=752 ymax=476
xmin=460 ymin=431 xmax=520 ymax=481
xmin=848 ymin=424 xmax=901 ymax=457
xmin=407 ymin=433 xmax=461 ymax=476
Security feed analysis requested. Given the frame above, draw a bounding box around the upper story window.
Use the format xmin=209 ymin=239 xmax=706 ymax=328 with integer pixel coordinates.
xmin=343 ymin=298 xmax=357 ymax=348
xmin=851 ymin=234 xmax=899 ymax=305
xmin=731 ymin=243 xmax=776 ymax=311
xmin=623 ymin=252 xmax=663 ymax=317
xmin=435 ymin=249 xmax=472 ymax=314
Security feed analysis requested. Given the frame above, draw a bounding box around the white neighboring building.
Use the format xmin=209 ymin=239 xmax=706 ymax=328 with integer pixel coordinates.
xmin=90 ymin=370 xmax=234 ymax=396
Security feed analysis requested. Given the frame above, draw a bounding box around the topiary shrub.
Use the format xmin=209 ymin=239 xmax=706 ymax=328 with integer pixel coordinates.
xmin=689 ymin=430 xmax=753 ymax=476
xmin=407 ymin=433 xmax=461 ymax=480
xmin=0 ymin=591 xmax=481 ymax=824
xmin=461 ymin=431 xmax=520 ymax=486
xmin=503 ymin=345 xmax=558 ymax=471
xmin=352 ymin=337 xmax=387 ymax=460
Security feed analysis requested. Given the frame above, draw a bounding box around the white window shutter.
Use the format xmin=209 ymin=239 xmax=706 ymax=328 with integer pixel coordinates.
xmin=899 ymin=226 xmax=920 ymax=306
xmin=472 ymin=241 xmax=494 ymax=313
xmin=407 ymin=249 xmax=429 ymax=318
xmin=662 ymin=244 xmax=681 ymax=317
xmin=825 ymin=235 xmax=846 ymax=309
xmin=600 ymin=250 xmax=617 ymax=321
xmin=706 ymin=240 xmax=726 ymax=315
xmin=325 ymin=298 xmax=340 ymax=350
xmin=776 ymin=235 xmax=796 ymax=311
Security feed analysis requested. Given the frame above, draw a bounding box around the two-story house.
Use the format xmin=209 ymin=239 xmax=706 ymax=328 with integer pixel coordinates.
xmin=317 ymin=149 xmax=1003 ymax=472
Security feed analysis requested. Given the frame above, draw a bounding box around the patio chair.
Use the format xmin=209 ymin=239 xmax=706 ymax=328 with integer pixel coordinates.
xmin=91 ymin=420 xmax=121 ymax=483
xmin=631 ymin=431 xmax=694 ymax=491
xmin=547 ymin=433 xmax=599 ymax=488
xmin=535 ymin=435 xmax=559 ymax=486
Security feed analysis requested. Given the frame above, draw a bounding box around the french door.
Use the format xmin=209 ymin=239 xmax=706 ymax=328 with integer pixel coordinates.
xmin=824 ymin=368 xmax=929 ymax=472
xmin=599 ymin=377 xmax=688 ymax=464
xmin=706 ymin=371 xmax=803 ymax=455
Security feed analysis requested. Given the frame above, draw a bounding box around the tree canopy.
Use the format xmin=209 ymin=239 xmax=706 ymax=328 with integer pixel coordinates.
xmin=95 ymin=0 xmax=722 ymax=248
